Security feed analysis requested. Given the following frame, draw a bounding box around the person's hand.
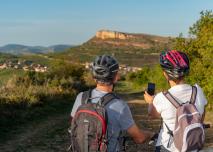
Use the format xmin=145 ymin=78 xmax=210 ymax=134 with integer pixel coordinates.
xmin=144 ymin=91 xmax=154 ymax=104
xmin=149 ymin=133 xmax=158 ymax=145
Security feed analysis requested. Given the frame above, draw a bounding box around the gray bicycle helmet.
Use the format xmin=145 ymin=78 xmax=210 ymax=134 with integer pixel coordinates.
xmin=92 ymin=55 xmax=119 ymax=84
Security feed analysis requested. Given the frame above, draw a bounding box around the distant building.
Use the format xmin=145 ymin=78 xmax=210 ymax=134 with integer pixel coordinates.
xmin=0 ymin=63 xmax=7 ymax=69
xmin=14 ymin=65 xmax=21 ymax=69
xmin=23 ymin=66 xmax=30 ymax=71
xmin=34 ymin=66 xmax=47 ymax=72
xmin=0 ymin=59 xmax=48 ymax=72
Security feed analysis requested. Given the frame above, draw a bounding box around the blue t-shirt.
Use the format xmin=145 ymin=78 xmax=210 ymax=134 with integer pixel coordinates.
xmin=71 ymin=89 xmax=135 ymax=152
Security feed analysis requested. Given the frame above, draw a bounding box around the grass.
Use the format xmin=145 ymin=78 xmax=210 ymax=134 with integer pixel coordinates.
xmin=0 ymin=95 xmax=75 ymax=143
xmin=115 ymin=80 xmax=143 ymax=94
xmin=0 ymin=54 xmax=51 ymax=87
xmin=0 ymin=69 xmax=25 ymax=86
xmin=19 ymin=54 xmax=51 ymax=66
xmin=205 ymin=111 xmax=213 ymax=124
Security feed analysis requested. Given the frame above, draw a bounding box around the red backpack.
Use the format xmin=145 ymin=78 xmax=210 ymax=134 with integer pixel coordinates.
xmin=70 ymin=90 xmax=117 ymax=152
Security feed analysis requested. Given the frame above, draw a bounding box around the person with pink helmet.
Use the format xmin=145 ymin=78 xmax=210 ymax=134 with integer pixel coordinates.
xmin=144 ymin=50 xmax=208 ymax=152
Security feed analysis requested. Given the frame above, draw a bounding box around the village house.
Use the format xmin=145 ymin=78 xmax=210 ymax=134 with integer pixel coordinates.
xmin=0 ymin=63 xmax=7 ymax=69
xmin=23 ymin=66 xmax=30 ymax=71
xmin=0 ymin=59 xmax=48 ymax=72
xmin=34 ymin=66 xmax=47 ymax=72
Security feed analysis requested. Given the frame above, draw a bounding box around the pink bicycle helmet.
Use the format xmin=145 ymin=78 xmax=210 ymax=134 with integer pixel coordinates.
xmin=160 ymin=50 xmax=190 ymax=80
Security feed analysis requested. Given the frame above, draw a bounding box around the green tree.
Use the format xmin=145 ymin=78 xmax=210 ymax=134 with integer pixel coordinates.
xmin=174 ymin=10 xmax=213 ymax=108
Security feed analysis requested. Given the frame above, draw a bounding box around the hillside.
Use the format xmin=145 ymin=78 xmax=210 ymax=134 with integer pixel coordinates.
xmin=94 ymin=30 xmax=172 ymax=49
xmin=53 ymin=30 xmax=174 ymax=67
xmin=0 ymin=44 xmax=73 ymax=55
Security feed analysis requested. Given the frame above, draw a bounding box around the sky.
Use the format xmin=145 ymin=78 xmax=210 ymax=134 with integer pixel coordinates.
xmin=0 ymin=0 xmax=212 ymax=46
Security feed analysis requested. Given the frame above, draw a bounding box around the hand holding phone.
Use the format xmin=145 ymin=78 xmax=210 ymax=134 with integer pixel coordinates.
xmin=147 ymin=83 xmax=155 ymax=96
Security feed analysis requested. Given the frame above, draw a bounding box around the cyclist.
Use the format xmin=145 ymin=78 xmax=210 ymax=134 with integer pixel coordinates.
xmin=144 ymin=50 xmax=207 ymax=152
xmin=71 ymin=55 xmax=154 ymax=152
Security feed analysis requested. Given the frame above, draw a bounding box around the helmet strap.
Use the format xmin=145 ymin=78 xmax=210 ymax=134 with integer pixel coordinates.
xmin=112 ymin=84 xmax=115 ymax=91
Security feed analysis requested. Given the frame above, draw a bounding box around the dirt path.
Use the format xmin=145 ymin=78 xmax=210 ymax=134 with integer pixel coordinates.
xmin=0 ymin=93 xmax=212 ymax=152
xmin=0 ymin=113 xmax=71 ymax=152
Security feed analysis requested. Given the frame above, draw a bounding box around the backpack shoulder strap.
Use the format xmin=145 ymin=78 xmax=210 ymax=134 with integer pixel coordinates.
xmin=163 ymin=91 xmax=181 ymax=109
xmin=81 ymin=89 xmax=92 ymax=104
xmin=99 ymin=93 xmax=119 ymax=107
xmin=190 ymin=86 xmax=197 ymax=104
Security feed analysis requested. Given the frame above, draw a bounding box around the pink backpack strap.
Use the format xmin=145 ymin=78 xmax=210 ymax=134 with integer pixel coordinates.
xmin=163 ymin=85 xmax=197 ymax=108
xmin=163 ymin=91 xmax=181 ymax=109
xmin=190 ymin=86 xmax=197 ymax=104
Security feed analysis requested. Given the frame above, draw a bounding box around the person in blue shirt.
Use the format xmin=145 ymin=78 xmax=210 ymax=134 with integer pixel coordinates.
xmin=71 ymin=55 xmax=154 ymax=152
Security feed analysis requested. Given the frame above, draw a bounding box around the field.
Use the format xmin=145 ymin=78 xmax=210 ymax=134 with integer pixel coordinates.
xmin=0 ymin=80 xmax=212 ymax=152
xmin=0 ymin=69 xmax=25 ymax=86
xmin=20 ymin=54 xmax=51 ymax=66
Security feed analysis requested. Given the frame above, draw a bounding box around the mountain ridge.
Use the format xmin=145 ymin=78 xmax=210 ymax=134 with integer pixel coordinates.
xmin=0 ymin=44 xmax=74 ymax=55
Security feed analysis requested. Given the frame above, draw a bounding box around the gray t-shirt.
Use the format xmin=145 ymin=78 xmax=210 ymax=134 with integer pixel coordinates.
xmin=71 ymin=89 xmax=135 ymax=152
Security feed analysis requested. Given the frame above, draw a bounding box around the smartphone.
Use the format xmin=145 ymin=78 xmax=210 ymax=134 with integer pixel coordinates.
xmin=147 ymin=83 xmax=155 ymax=95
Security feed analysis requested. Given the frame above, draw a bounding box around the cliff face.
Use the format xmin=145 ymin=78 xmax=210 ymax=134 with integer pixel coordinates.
xmin=91 ymin=29 xmax=173 ymax=50
xmin=96 ymin=30 xmax=133 ymax=40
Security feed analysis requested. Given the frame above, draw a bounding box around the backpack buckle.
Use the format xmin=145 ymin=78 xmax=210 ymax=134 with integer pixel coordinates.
xmin=181 ymin=101 xmax=190 ymax=105
xmin=167 ymin=130 xmax=173 ymax=136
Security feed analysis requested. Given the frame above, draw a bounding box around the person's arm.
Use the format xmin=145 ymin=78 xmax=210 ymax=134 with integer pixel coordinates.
xmin=70 ymin=92 xmax=83 ymax=124
xmin=144 ymin=91 xmax=161 ymax=119
xmin=148 ymin=103 xmax=161 ymax=119
xmin=201 ymin=108 xmax=206 ymax=123
xmin=127 ymin=124 xmax=154 ymax=144
xmin=118 ymin=101 xmax=154 ymax=143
